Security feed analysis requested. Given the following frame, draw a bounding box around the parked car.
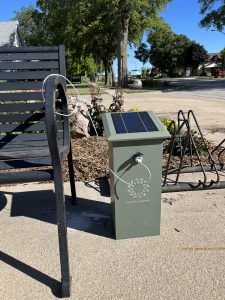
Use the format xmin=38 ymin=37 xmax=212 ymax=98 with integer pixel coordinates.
xmin=212 ymin=68 xmax=225 ymax=77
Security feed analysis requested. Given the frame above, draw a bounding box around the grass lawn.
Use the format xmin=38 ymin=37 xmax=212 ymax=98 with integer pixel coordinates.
xmin=65 ymin=79 xmax=173 ymax=95
xmin=115 ymin=88 xmax=155 ymax=93
xmin=66 ymin=86 xmax=108 ymax=95
xmin=70 ymin=82 xmax=90 ymax=88
xmin=196 ymin=76 xmax=225 ymax=80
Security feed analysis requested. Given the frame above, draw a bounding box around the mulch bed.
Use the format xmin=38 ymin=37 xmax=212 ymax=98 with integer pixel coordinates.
xmin=63 ymin=136 xmax=109 ymax=181
xmin=63 ymin=136 xmax=225 ymax=181
xmin=1 ymin=136 xmax=223 ymax=185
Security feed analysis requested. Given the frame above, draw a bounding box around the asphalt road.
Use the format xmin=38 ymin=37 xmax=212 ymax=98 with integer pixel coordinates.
xmin=164 ymin=78 xmax=225 ymax=100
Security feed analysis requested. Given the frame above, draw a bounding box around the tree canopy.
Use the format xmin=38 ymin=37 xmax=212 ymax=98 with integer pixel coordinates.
xmin=135 ymin=29 xmax=207 ymax=76
xmin=15 ymin=1 xmax=116 ymax=79
xmin=198 ymin=0 xmax=225 ymax=31
xmin=15 ymin=0 xmax=172 ymax=85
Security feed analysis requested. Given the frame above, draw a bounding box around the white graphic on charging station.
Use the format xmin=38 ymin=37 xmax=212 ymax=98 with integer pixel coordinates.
xmin=125 ymin=155 xmax=152 ymax=200
xmin=127 ymin=177 xmax=150 ymax=199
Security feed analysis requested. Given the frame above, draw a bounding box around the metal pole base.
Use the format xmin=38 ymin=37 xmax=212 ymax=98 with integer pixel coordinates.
xmin=61 ymin=276 xmax=72 ymax=298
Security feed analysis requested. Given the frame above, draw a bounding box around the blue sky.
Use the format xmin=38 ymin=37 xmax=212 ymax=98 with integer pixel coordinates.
xmin=0 ymin=0 xmax=224 ymax=71
xmin=128 ymin=0 xmax=225 ymax=70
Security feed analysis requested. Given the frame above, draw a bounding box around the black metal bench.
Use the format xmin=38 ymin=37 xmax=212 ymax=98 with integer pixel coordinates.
xmin=0 ymin=45 xmax=76 ymax=297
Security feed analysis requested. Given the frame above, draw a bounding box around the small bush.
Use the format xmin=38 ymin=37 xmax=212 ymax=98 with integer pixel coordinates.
xmin=128 ymin=107 xmax=140 ymax=112
xmin=88 ymin=85 xmax=124 ymax=136
xmin=160 ymin=117 xmax=174 ymax=132
xmin=161 ymin=117 xmax=209 ymax=157
xmin=108 ymin=88 xmax=124 ymax=112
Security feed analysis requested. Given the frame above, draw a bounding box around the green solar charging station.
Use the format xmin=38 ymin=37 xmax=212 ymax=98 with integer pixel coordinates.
xmin=102 ymin=111 xmax=170 ymax=240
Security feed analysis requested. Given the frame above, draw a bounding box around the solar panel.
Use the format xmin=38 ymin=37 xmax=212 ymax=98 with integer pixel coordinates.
xmin=111 ymin=112 xmax=158 ymax=134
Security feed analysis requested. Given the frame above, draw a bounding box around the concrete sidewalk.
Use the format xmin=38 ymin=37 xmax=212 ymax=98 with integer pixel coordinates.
xmin=0 ymin=181 xmax=225 ymax=299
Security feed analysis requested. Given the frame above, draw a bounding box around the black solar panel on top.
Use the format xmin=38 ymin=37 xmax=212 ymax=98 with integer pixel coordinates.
xmin=111 ymin=112 xmax=158 ymax=134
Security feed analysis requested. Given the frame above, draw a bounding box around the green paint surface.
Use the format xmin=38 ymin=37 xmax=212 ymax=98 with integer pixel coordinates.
xmin=102 ymin=111 xmax=170 ymax=239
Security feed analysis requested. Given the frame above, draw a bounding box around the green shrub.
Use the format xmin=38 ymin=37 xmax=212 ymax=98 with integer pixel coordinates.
xmin=160 ymin=117 xmax=174 ymax=132
xmin=128 ymin=79 xmax=134 ymax=85
xmin=88 ymin=86 xmax=124 ymax=136
xmin=128 ymin=107 xmax=140 ymax=112
xmin=108 ymin=88 xmax=124 ymax=112
xmin=161 ymin=117 xmax=209 ymax=157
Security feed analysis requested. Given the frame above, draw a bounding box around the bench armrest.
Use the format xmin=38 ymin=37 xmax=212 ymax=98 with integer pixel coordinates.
xmin=44 ymin=76 xmax=70 ymax=162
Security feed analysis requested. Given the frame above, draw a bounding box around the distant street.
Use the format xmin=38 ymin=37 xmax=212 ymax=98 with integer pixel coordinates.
xmin=102 ymin=78 xmax=225 ymax=145
xmin=163 ymin=78 xmax=225 ymax=100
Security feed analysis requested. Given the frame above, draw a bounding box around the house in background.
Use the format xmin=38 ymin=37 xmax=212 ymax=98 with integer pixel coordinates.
xmin=198 ymin=53 xmax=221 ymax=76
xmin=0 ymin=20 xmax=24 ymax=47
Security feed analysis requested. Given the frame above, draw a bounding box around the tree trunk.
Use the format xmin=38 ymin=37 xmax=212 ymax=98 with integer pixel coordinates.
xmin=90 ymin=74 xmax=97 ymax=82
xmin=104 ymin=61 xmax=108 ymax=85
xmin=111 ymin=64 xmax=116 ymax=87
xmin=108 ymin=65 xmax=112 ymax=85
xmin=222 ymin=55 xmax=225 ymax=77
xmin=118 ymin=16 xmax=129 ymax=88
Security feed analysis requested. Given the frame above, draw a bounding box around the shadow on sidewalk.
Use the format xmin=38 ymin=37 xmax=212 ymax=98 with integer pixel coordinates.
xmin=0 ymin=183 xmax=113 ymax=297
xmin=0 ymin=186 xmax=113 ymax=239
xmin=0 ymin=251 xmax=61 ymax=298
xmin=67 ymin=196 xmax=113 ymax=238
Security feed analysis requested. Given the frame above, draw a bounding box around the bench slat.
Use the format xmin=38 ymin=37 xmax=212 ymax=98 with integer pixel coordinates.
xmin=0 ymin=61 xmax=59 ymax=70
xmin=0 ymin=102 xmax=45 ymax=112
xmin=0 ymin=122 xmax=63 ymax=133
xmin=0 ymin=158 xmax=52 ymax=170
xmin=0 ymin=139 xmax=63 ymax=150
xmin=0 ymin=81 xmax=43 ymax=90
xmin=0 ymin=92 xmax=43 ymax=101
xmin=0 ymin=143 xmax=65 ymax=159
xmin=0 ymin=148 xmax=51 ymax=159
xmin=0 ymin=46 xmax=59 ymax=53
xmin=0 ymin=142 xmax=49 ymax=150
xmin=0 ymin=52 xmax=59 ymax=61
xmin=0 ymin=70 xmax=59 ymax=80
xmin=0 ymin=122 xmax=47 ymax=132
xmin=0 ymin=169 xmax=54 ymax=184
xmin=0 ymin=100 xmax=63 ymax=113
xmin=0 ymin=113 xmax=45 ymax=123
xmin=0 ymin=132 xmax=63 ymax=142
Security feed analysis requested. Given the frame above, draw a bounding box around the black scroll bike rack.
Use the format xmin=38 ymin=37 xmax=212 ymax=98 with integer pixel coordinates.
xmin=162 ymin=110 xmax=225 ymax=192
